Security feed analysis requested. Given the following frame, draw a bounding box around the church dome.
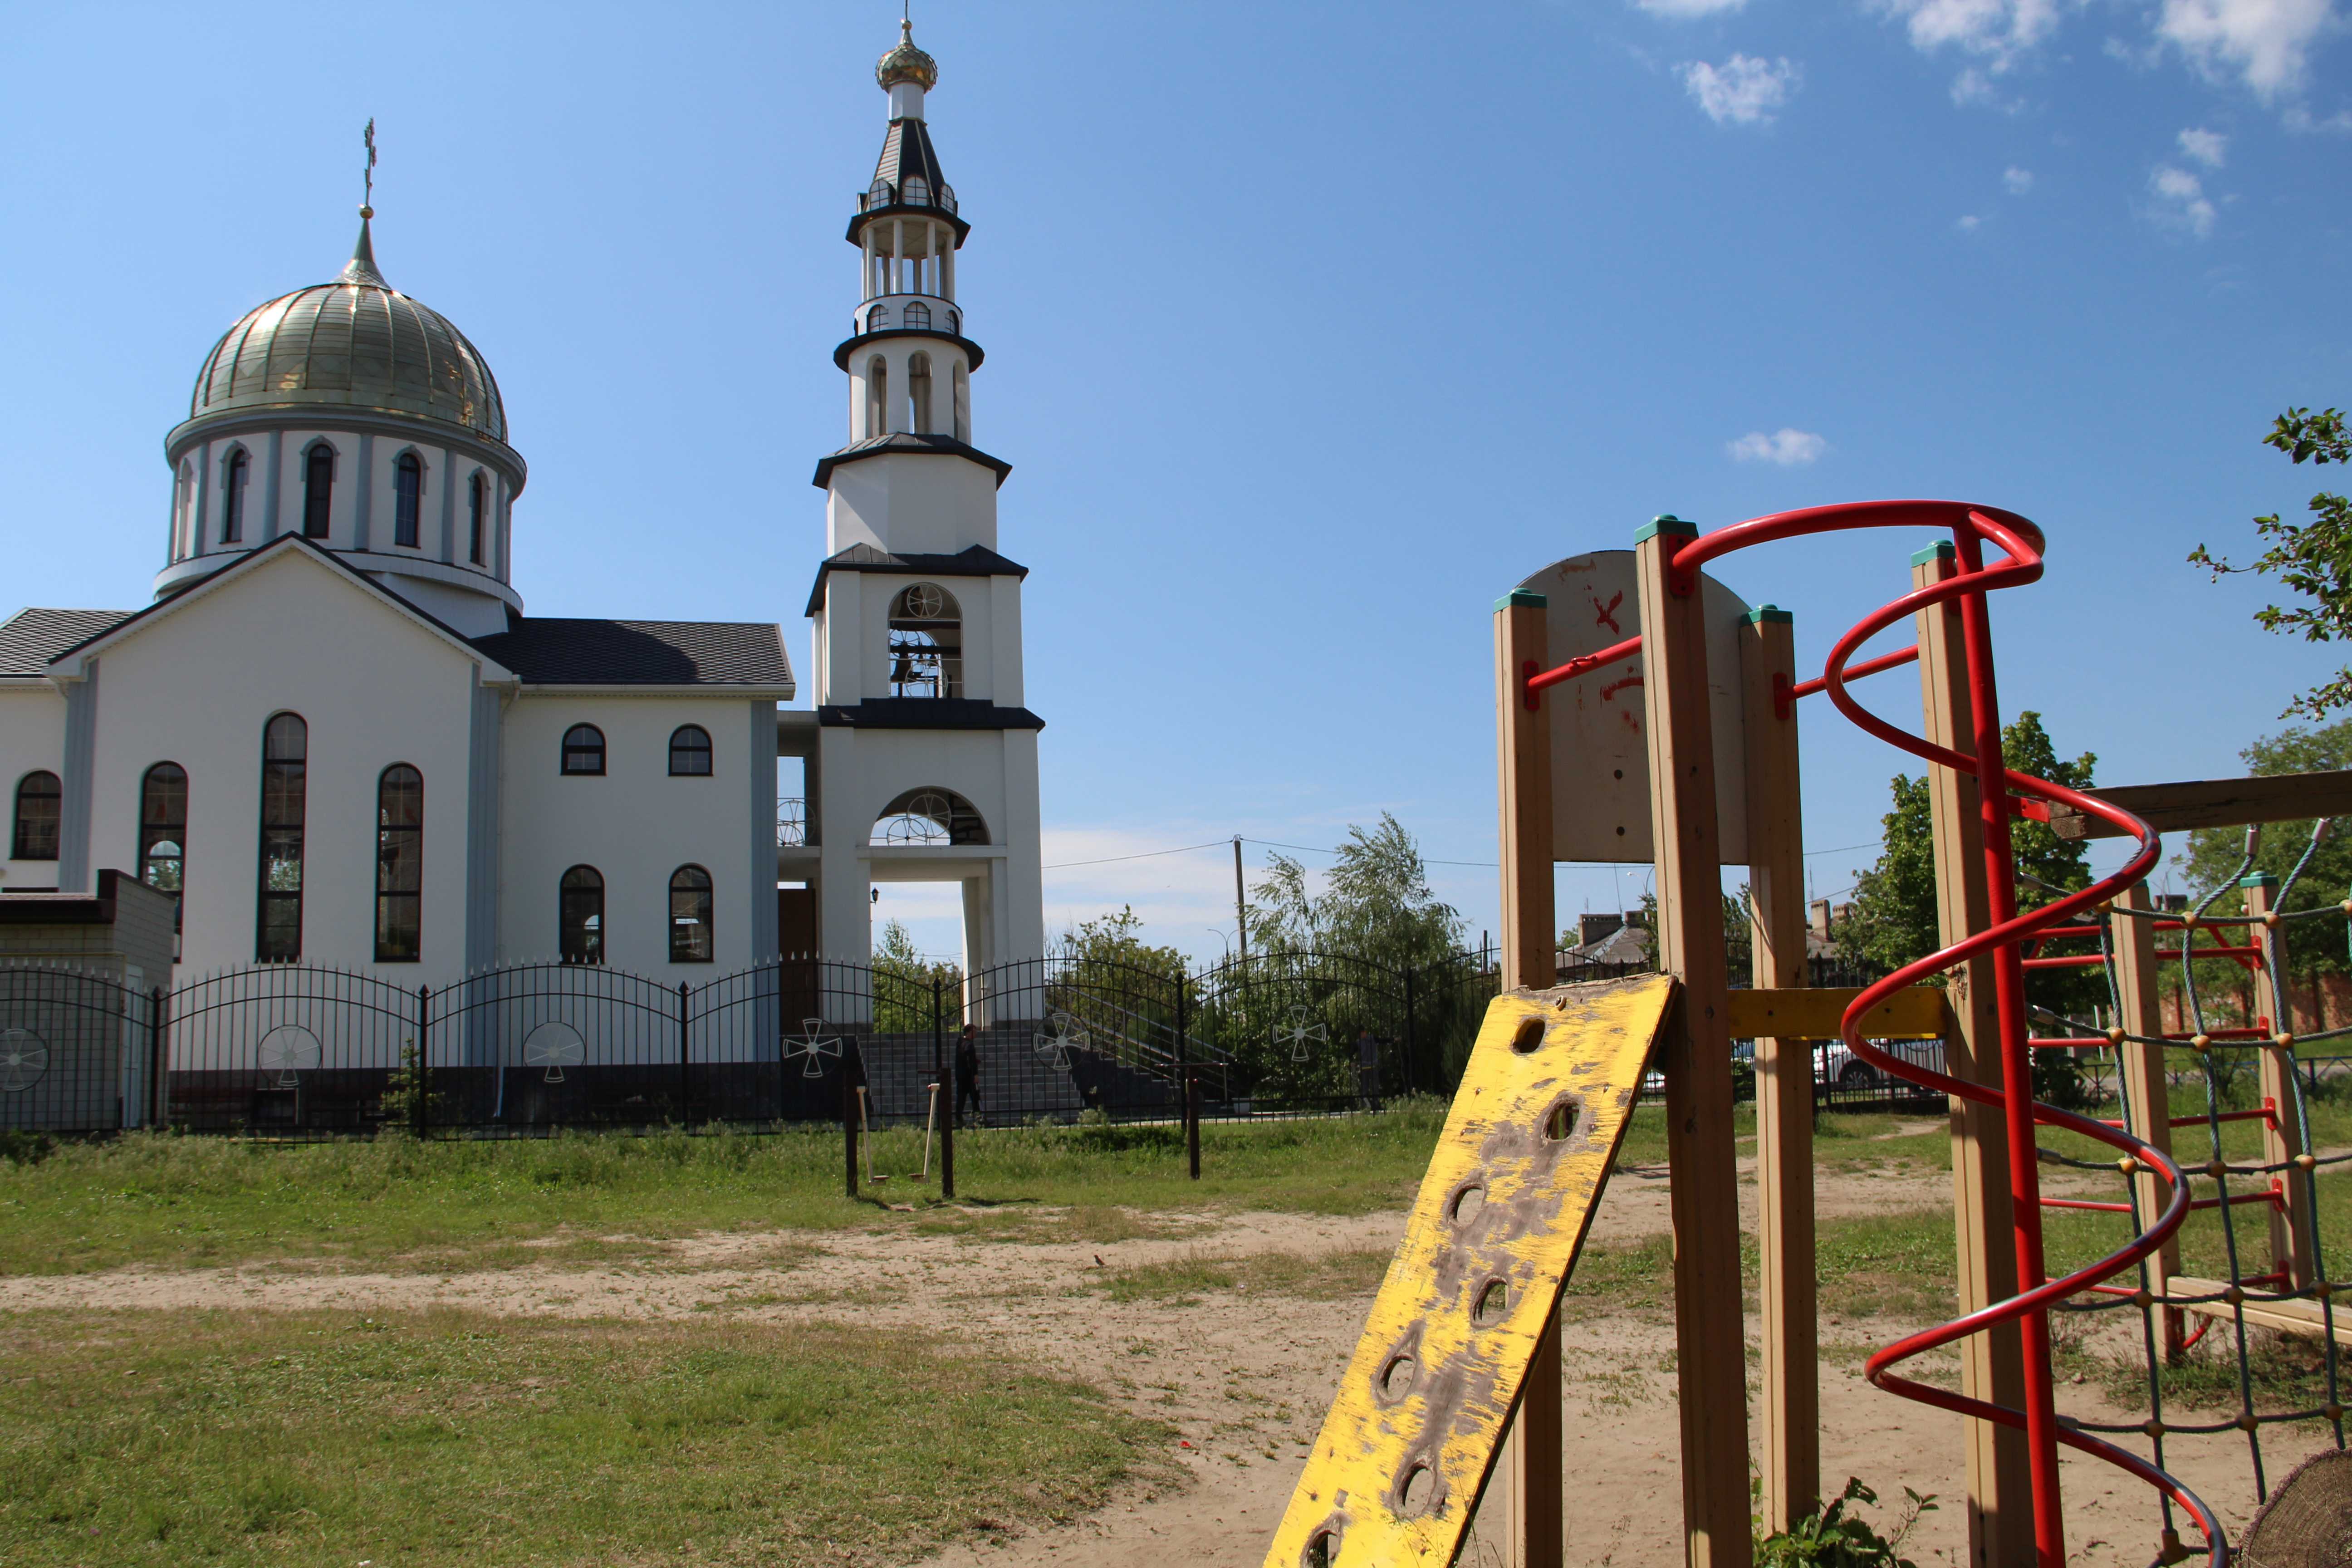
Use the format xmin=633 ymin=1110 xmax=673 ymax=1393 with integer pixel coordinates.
xmin=186 ymin=216 xmax=508 ymax=445
xmin=876 ymin=20 xmax=937 ymax=92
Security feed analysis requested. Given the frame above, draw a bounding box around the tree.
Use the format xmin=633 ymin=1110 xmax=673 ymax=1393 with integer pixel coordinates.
xmin=2189 ymin=407 xmax=2352 ymax=720
xmin=872 ymin=919 xmax=959 ymax=1034
xmin=1842 ymin=712 xmax=2097 ymax=1011
xmin=1244 ymin=813 xmax=1465 ymax=969
xmin=2176 ymin=719 xmax=2352 ymax=1029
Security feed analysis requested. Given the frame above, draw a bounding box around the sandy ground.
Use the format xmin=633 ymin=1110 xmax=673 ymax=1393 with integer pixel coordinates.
xmin=0 ymin=1137 xmax=2333 ymax=1567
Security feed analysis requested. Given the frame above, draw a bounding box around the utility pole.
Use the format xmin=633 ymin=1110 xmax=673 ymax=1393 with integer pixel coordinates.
xmin=1233 ymin=836 xmax=1248 ymax=960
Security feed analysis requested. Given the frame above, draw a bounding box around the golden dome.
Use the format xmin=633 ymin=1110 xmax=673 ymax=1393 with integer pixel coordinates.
xmin=876 ymin=19 xmax=937 ymax=93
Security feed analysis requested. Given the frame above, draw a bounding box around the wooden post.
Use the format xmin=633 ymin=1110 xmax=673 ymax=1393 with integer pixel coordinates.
xmin=2243 ymin=876 xmax=2315 ymax=1289
xmin=1912 ymin=544 xmax=2032 ymax=1568
xmin=2112 ymin=882 xmax=2182 ymax=1357
xmin=1633 ymin=517 xmax=1751 ymax=1568
xmin=1493 ymin=588 xmax=1560 ymax=1568
xmin=1741 ymin=605 xmax=1816 ymax=1534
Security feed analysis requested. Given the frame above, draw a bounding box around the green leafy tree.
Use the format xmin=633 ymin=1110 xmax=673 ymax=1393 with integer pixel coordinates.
xmin=2189 ymin=407 xmax=2352 ymax=719
xmin=1234 ymin=814 xmax=1474 ymax=1098
xmin=872 ymin=919 xmax=959 ymax=1034
xmin=2176 ymin=719 xmax=2352 ymax=1033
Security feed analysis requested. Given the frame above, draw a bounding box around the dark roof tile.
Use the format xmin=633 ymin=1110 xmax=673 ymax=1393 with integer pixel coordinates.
xmin=0 ymin=609 xmax=133 ymax=677
xmin=470 ymin=619 xmax=794 ymax=688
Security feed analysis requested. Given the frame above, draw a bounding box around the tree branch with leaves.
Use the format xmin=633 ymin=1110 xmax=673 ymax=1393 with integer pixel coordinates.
xmin=2190 ymin=407 xmax=2352 ymax=720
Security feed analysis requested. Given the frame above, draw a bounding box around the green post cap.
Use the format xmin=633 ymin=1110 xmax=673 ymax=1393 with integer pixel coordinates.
xmin=1746 ymin=604 xmax=1793 ymax=625
xmin=2239 ymin=874 xmax=2280 ymax=891
xmin=1635 ymin=513 xmax=1700 ymax=544
xmin=1494 ymin=589 xmax=1547 ymax=612
xmin=1911 ymin=542 xmax=1957 ymax=566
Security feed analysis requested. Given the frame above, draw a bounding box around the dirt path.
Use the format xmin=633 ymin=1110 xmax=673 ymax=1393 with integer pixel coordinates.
xmin=0 ymin=1150 xmax=2323 ymax=1567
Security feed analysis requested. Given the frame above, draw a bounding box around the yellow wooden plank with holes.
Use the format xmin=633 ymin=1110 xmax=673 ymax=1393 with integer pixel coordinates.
xmin=1261 ymin=974 xmax=1677 ymax=1568
xmin=1723 ymin=985 xmax=1949 ymax=1042
xmin=2165 ymin=1278 xmax=2352 ymax=1348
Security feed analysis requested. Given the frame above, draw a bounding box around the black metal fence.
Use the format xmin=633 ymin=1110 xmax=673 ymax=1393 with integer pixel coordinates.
xmin=0 ymin=945 xmax=1951 ymax=1140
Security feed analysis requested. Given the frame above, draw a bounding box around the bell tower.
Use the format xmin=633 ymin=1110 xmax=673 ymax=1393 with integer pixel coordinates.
xmin=795 ymin=20 xmax=1047 ymax=980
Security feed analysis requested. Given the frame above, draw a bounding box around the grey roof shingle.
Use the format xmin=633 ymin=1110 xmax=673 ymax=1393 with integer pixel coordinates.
xmin=470 ymin=619 xmax=793 ymax=688
xmin=0 ymin=609 xmax=133 ymax=677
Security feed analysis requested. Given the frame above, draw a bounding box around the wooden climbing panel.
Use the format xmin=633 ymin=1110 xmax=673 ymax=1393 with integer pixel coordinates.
xmin=1261 ymin=973 xmax=1678 ymax=1568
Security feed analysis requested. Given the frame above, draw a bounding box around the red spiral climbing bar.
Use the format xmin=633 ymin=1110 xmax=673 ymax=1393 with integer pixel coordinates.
xmin=1536 ymin=502 xmax=2225 ymax=1567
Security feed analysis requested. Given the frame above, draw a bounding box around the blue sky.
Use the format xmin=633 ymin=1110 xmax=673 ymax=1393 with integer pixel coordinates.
xmin=3 ymin=1 xmax=2348 ymax=963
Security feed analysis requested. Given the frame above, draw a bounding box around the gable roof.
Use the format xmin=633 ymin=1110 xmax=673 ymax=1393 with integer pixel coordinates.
xmin=0 ymin=609 xmax=133 ymax=677
xmin=37 ymin=534 xmax=514 ymax=682
xmin=804 ymin=542 xmax=1028 ymax=617
xmin=810 ymin=431 xmax=1011 ymax=488
xmin=470 ymin=619 xmax=794 ymax=691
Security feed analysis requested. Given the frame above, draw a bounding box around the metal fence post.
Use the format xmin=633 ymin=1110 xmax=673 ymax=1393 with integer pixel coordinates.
xmin=1401 ymin=965 xmax=1417 ymax=1098
xmin=147 ymin=985 xmax=168 ymax=1130
xmin=935 ymin=975 xmax=955 ymax=1200
xmin=676 ymin=980 xmax=692 ymax=1125
xmin=843 ymin=1047 xmax=860 ymax=1199
xmin=414 ymin=985 xmax=431 ymax=1137
xmin=1178 ymin=983 xmax=1200 ymax=1180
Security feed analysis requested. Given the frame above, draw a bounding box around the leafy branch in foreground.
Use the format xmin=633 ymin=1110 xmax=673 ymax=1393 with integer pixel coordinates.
xmin=2189 ymin=406 xmax=2352 ymax=720
xmin=1756 ymin=1477 xmax=1937 ymax=1568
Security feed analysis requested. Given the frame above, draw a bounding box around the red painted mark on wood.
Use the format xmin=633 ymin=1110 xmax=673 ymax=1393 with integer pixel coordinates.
xmin=1599 ymin=674 xmax=1643 ymax=703
xmin=1592 ymin=591 xmax=1623 ymax=635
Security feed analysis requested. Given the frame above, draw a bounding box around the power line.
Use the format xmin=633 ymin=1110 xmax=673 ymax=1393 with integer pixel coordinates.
xmin=1245 ymin=837 xmax=1498 ymax=868
xmin=1042 ymin=839 xmax=1229 ymax=871
xmin=1043 ymin=833 xmax=1880 ymax=875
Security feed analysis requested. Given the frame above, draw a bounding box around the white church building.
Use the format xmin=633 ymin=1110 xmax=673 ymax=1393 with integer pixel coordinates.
xmin=0 ymin=22 xmax=1046 ymax=990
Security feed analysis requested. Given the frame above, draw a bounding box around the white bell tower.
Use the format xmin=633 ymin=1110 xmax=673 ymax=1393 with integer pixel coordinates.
xmin=792 ymin=20 xmax=1047 ymax=976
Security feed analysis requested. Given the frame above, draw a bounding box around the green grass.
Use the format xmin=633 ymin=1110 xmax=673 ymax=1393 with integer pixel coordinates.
xmin=0 ymin=1307 xmax=1172 ymax=1567
xmin=0 ymin=1112 xmax=1450 ymax=1276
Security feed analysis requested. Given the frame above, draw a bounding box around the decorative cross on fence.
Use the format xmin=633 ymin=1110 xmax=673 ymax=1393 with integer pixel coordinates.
xmin=1273 ymin=1006 xmax=1328 ymax=1063
xmin=1034 ymin=1011 xmax=1088 ymax=1070
xmin=784 ymin=1018 xmax=843 ymax=1079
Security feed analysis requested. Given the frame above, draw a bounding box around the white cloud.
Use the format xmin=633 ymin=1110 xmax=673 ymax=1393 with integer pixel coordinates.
xmin=1877 ymin=0 xmax=2063 ymax=66
xmin=2156 ymin=0 xmax=2338 ymax=98
xmin=2149 ymin=163 xmax=2220 ymax=235
xmin=2003 ymin=165 xmax=2036 ymax=191
xmin=2284 ymin=103 xmax=2352 ymax=129
xmin=1956 ymin=212 xmax=1985 ymax=229
xmin=1727 ymin=428 xmax=1828 ymax=465
xmin=2177 ymin=126 xmax=2230 ymax=164
xmin=1636 ymin=0 xmax=1748 ymax=14
xmin=1678 ymin=54 xmax=1802 ymax=124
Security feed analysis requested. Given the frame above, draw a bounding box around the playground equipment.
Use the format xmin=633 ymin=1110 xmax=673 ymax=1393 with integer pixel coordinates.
xmin=1268 ymin=500 xmax=2352 ymax=1567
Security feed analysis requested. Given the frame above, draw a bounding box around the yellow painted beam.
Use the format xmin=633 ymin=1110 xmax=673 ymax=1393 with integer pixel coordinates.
xmin=1261 ymin=974 xmax=1676 ymax=1568
xmin=1724 ymin=984 xmax=1949 ymax=1042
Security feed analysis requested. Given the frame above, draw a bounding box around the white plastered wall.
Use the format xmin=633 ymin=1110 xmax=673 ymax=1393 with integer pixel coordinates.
xmin=497 ymin=695 xmax=764 ymax=977
xmin=0 ymin=684 xmax=67 ymax=891
xmin=823 ymin=451 xmax=998 ymax=557
xmin=78 ymin=547 xmax=481 ymax=978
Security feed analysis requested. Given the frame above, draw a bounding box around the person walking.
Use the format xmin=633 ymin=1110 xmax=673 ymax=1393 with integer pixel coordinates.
xmin=1354 ymin=1026 xmax=1382 ymax=1111
xmin=955 ymin=1023 xmax=982 ymax=1127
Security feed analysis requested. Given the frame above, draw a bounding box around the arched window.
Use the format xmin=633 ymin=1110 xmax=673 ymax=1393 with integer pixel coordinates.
xmin=393 ymin=451 xmax=422 ymax=549
xmin=302 ymin=442 xmax=336 ymax=539
xmin=668 ymin=725 xmax=713 ymax=777
xmin=174 ymin=463 xmax=194 ymax=558
xmin=220 ymin=448 xmax=249 ymax=543
xmin=561 ymin=724 xmax=606 ymax=776
xmin=374 ymin=764 xmax=423 ymax=962
xmin=256 ymin=714 xmax=307 ymax=961
xmin=669 ymin=865 xmax=715 ymax=962
xmin=945 ymin=307 xmax=960 ymax=335
xmin=952 ymin=364 xmax=970 ymax=443
xmin=887 ymin=582 xmax=962 ymax=698
xmin=870 ymin=786 xmax=988 ymax=847
xmin=867 ymin=303 xmax=888 ymax=332
xmin=866 ymin=356 xmax=889 ymax=438
xmin=903 ymin=176 xmax=930 ymax=206
xmin=904 ymin=302 xmax=932 ymax=331
xmin=10 ymin=771 xmax=60 ymax=861
xmin=907 ymin=351 xmax=933 ymax=434
xmin=559 ymin=866 xmax=604 ymax=965
xmin=140 ymin=763 xmax=187 ymax=956
xmin=467 ymin=471 xmax=486 ymax=566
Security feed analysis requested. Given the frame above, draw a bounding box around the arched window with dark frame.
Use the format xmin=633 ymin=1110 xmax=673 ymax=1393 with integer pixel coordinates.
xmin=907 ymin=350 xmax=933 ymax=434
xmin=256 ymin=713 xmax=307 ymax=961
xmin=668 ymin=725 xmax=713 ymax=777
xmin=905 ymin=302 xmax=932 ymax=332
xmin=140 ymin=763 xmax=188 ymax=959
xmin=374 ymin=764 xmax=423 ymax=962
xmin=10 ymin=771 xmax=60 ymax=861
xmin=467 ymin=471 xmax=486 ymax=565
xmin=220 ymin=447 xmax=248 ymax=543
xmin=669 ymin=865 xmax=714 ymax=963
xmin=561 ymin=724 xmax=606 ymax=776
xmin=866 ymin=355 xmax=889 ymax=438
xmin=559 ymin=865 xmax=604 ymax=965
xmin=302 ymin=442 xmax=335 ymax=539
xmin=393 ymin=451 xmax=422 ymax=548
xmin=867 ymin=302 xmax=888 ymax=332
